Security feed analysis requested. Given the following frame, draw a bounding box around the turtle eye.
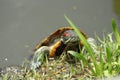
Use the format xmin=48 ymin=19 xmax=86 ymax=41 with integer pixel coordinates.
xmin=63 ymin=32 xmax=70 ymax=37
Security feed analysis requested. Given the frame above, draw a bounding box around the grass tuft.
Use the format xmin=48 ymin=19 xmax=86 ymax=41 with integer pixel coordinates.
xmin=65 ymin=16 xmax=120 ymax=78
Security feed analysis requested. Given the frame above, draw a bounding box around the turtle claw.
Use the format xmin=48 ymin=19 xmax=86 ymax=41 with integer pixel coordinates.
xmin=30 ymin=61 xmax=42 ymax=70
xmin=30 ymin=46 xmax=50 ymax=70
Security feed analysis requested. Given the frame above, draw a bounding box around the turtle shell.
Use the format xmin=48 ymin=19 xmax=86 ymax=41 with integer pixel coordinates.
xmin=34 ymin=27 xmax=87 ymax=57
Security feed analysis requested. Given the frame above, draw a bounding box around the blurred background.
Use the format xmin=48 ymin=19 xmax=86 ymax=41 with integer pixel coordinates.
xmin=0 ymin=0 xmax=120 ymax=67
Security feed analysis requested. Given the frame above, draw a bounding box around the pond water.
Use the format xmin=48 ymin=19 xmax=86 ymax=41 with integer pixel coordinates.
xmin=0 ymin=0 xmax=120 ymax=67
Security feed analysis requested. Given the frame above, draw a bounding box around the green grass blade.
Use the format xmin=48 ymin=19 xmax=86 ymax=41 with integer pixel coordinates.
xmin=106 ymin=44 xmax=112 ymax=74
xmin=112 ymin=19 xmax=120 ymax=44
xmin=68 ymin=51 xmax=96 ymax=75
xmin=99 ymin=51 xmax=104 ymax=77
xmin=64 ymin=15 xmax=99 ymax=74
xmin=3 ymin=73 xmax=8 ymax=80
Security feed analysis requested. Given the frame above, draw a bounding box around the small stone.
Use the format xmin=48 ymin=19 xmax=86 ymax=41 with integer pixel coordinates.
xmin=73 ymin=6 xmax=77 ymax=10
xmin=4 ymin=58 xmax=8 ymax=61
xmin=24 ymin=45 xmax=30 ymax=48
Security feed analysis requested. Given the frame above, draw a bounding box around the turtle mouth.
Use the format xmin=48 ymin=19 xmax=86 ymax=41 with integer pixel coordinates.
xmin=67 ymin=36 xmax=79 ymax=44
xmin=61 ymin=34 xmax=79 ymax=44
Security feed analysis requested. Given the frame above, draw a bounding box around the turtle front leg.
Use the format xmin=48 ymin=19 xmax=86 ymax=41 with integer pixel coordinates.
xmin=30 ymin=46 xmax=50 ymax=70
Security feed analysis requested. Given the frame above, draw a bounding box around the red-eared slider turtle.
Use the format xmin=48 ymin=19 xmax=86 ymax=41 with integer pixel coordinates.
xmin=30 ymin=27 xmax=87 ymax=70
xmin=34 ymin=27 xmax=87 ymax=56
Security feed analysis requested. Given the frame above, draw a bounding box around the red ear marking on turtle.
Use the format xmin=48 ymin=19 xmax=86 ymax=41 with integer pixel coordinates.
xmin=63 ymin=32 xmax=70 ymax=37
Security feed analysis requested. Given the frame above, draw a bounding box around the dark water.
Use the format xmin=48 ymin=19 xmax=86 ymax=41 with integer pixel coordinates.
xmin=0 ymin=0 xmax=120 ymax=67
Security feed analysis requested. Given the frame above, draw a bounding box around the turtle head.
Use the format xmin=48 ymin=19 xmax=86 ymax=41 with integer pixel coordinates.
xmin=61 ymin=30 xmax=79 ymax=45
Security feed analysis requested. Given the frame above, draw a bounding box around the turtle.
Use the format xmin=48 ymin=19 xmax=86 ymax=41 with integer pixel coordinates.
xmin=30 ymin=27 xmax=88 ymax=70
